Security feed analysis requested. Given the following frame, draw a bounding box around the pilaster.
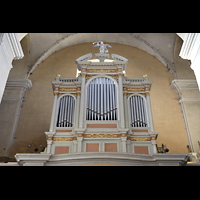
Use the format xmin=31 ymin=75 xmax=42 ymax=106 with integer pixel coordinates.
xmin=123 ymin=91 xmax=129 ymax=128
xmin=79 ymin=73 xmax=86 ymax=128
xmin=49 ymin=93 xmax=58 ymax=132
xmin=0 ymin=33 xmax=24 ymax=103
xmin=146 ymin=93 xmax=154 ymax=132
xmin=77 ymin=136 xmax=83 ymax=153
xmin=118 ymin=73 xmax=125 ymax=128
xmin=0 ymin=79 xmax=32 ymax=162
xmin=75 ymin=92 xmax=80 ymax=129
xmin=121 ymin=137 xmax=127 ymax=152
xmin=171 ymin=79 xmax=200 ymax=152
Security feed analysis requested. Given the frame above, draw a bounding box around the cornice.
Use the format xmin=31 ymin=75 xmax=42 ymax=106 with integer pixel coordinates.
xmin=171 ymin=79 xmax=199 ymax=90
xmin=6 ymin=79 xmax=32 ymax=90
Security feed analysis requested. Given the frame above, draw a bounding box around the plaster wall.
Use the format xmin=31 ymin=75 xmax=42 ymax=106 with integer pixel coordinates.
xmin=9 ymin=42 xmax=189 ymax=158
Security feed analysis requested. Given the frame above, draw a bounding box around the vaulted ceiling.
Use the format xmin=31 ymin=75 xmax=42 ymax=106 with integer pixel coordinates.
xmin=18 ymin=33 xmax=180 ymax=78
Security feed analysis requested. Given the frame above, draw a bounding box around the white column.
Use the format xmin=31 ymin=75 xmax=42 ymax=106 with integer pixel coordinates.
xmin=118 ymin=73 xmax=125 ymax=128
xmin=121 ymin=137 xmax=127 ymax=152
xmin=46 ymin=140 xmax=53 ymax=154
xmin=123 ymin=92 xmax=129 ymax=128
xmin=73 ymin=140 xmax=77 ymax=153
xmin=49 ymin=93 xmax=58 ymax=132
xmin=77 ymin=136 xmax=83 ymax=153
xmin=151 ymin=140 xmax=157 ymax=154
xmin=126 ymin=140 xmax=131 ymax=153
xmin=146 ymin=93 xmax=154 ymax=132
xmin=79 ymin=74 xmax=86 ymax=128
xmin=75 ymin=92 xmax=80 ymax=129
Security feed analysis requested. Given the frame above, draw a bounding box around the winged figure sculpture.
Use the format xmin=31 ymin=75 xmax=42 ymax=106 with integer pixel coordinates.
xmin=93 ymin=41 xmax=112 ymax=53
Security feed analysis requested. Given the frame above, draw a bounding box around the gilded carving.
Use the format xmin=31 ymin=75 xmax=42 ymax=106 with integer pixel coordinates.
xmin=87 ymin=69 xmax=117 ymax=73
xmin=59 ymin=88 xmax=77 ymax=92
xmin=131 ymin=137 xmax=151 ymax=141
xmin=127 ymin=88 xmax=145 ymax=92
xmin=110 ymin=75 xmax=118 ymax=83
xmin=146 ymin=92 xmax=150 ymax=96
xmin=82 ymin=73 xmax=86 ymax=78
xmin=53 ymin=137 xmax=73 ymax=141
xmin=123 ymin=92 xmax=127 ymax=96
xmin=86 ymin=75 xmax=95 ymax=83
xmin=118 ymin=73 xmax=122 ymax=78
xmin=84 ymin=134 xmax=118 ymax=138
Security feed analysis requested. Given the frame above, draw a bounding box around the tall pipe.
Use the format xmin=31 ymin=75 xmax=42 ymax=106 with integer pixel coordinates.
xmin=67 ymin=96 xmax=71 ymax=127
xmin=138 ymin=96 xmax=142 ymax=127
xmin=69 ymin=96 xmax=73 ymax=127
xmin=112 ymin=83 xmax=115 ymax=120
xmin=97 ymin=78 xmax=100 ymax=120
xmin=140 ymin=97 xmax=145 ymax=127
xmin=133 ymin=96 xmax=137 ymax=127
xmin=91 ymin=80 xmax=94 ymax=120
xmin=109 ymin=79 xmax=113 ymax=120
xmin=107 ymin=78 xmax=110 ymax=120
xmin=135 ymin=96 xmax=140 ymax=127
xmin=71 ymin=97 xmax=75 ymax=126
xmin=104 ymin=78 xmax=107 ymax=120
xmin=101 ymin=78 xmax=103 ymax=120
xmin=94 ymin=78 xmax=97 ymax=120
xmin=130 ymin=97 xmax=134 ymax=127
xmin=60 ymin=98 xmax=64 ymax=127
xmin=63 ymin=96 xmax=68 ymax=127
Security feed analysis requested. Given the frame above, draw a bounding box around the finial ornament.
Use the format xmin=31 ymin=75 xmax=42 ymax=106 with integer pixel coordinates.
xmin=93 ymin=41 xmax=112 ymax=53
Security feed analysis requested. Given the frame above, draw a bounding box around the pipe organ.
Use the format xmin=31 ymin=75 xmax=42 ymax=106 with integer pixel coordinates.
xmin=45 ymin=45 xmax=159 ymax=156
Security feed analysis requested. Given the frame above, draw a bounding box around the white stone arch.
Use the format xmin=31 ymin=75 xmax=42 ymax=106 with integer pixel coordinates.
xmin=127 ymin=93 xmax=149 ymax=128
xmin=25 ymin=33 xmax=181 ymax=78
xmin=84 ymin=74 xmax=120 ymax=121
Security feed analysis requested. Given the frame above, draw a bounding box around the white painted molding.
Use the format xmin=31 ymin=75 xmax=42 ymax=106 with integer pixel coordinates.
xmin=171 ymin=79 xmax=199 ymax=90
xmin=178 ymin=33 xmax=200 ymax=90
xmin=171 ymin=79 xmax=196 ymax=152
xmin=6 ymin=79 xmax=32 ymax=89
xmin=17 ymin=33 xmax=28 ymax=41
xmin=13 ymin=152 xmax=189 ymax=166
xmin=3 ymin=33 xmax=24 ymax=61
xmin=0 ymin=33 xmax=25 ymax=103
xmin=179 ymin=33 xmax=200 ymax=61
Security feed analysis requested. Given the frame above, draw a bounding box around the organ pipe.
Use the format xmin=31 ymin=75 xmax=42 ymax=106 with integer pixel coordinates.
xmin=56 ymin=95 xmax=75 ymax=127
xmin=86 ymin=77 xmax=117 ymax=121
xmin=129 ymin=95 xmax=147 ymax=127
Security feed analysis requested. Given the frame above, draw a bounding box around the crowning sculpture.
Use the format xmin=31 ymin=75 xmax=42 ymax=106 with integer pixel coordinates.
xmin=93 ymin=41 xmax=112 ymax=53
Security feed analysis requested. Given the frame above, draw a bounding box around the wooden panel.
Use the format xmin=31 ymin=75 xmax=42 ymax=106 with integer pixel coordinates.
xmin=86 ymin=143 xmax=99 ymax=152
xmin=55 ymin=146 xmax=69 ymax=155
xmin=87 ymin=124 xmax=117 ymax=128
xmin=105 ymin=143 xmax=118 ymax=152
xmin=134 ymin=146 xmax=149 ymax=154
